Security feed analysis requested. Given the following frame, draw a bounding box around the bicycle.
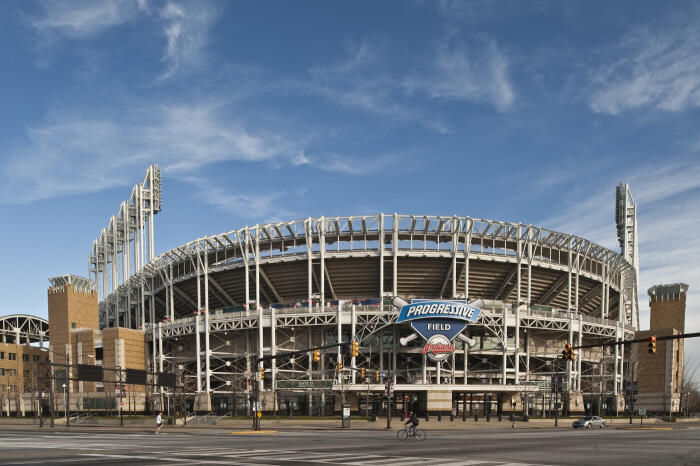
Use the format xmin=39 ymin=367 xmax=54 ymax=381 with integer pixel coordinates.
xmin=397 ymin=426 xmax=426 ymax=440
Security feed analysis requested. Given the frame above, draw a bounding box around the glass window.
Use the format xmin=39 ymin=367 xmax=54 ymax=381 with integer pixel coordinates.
xmin=0 ymin=351 xmax=4 ymax=359
xmin=9 ymin=353 xmax=16 ymax=361
xmin=23 ymin=370 xmax=30 ymax=377
xmin=33 ymin=355 xmax=40 ymax=362
xmin=71 ymin=322 xmax=76 ymax=329
xmin=22 ymin=354 xmax=29 ymax=362
xmin=0 ymin=368 xmax=4 ymax=376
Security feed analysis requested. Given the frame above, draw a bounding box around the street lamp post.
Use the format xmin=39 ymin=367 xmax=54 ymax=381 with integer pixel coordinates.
xmin=61 ymin=383 xmax=67 ymax=424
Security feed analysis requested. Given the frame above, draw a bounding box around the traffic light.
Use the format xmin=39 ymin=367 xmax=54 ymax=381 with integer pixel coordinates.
xmin=570 ymin=348 xmax=576 ymax=361
xmin=337 ymin=361 xmax=343 ymax=373
xmin=260 ymin=367 xmax=265 ymax=380
xmin=361 ymin=367 xmax=366 ymax=379
xmin=375 ymin=370 xmax=380 ymax=382
xmin=648 ymin=335 xmax=657 ymax=354
xmin=313 ymin=350 xmax=320 ymax=362
xmin=562 ymin=344 xmax=572 ymax=360
xmin=351 ymin=340 xmax=359 ymax=358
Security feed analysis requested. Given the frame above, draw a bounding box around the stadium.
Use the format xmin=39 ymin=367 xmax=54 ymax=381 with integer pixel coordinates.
xmin=88 ymin=166 xmax=639 ymax=417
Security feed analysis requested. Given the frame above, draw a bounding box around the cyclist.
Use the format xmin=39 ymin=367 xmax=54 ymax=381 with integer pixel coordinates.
xmin=405 ymin=411 xmax=419 ymax=436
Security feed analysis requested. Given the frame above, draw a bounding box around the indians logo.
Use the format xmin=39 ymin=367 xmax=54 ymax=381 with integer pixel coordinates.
xmin=396 ymin=299 xmax=481 ymax=362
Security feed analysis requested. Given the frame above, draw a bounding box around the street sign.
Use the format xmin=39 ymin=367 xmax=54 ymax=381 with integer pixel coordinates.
xmin=638 ymin=407 xmax=647 ymax=416
xmin=277 ymin=380 xmax=333 ymax=389
xmin=380 ymin=372 xmax=387 ymax=378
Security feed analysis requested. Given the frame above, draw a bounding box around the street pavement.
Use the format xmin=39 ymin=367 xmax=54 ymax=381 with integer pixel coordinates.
xmin=0 ymin=425 xmax=698 ymax=465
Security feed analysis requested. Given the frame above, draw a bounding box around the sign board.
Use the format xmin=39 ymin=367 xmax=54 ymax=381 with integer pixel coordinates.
xmin=397 ymin=299 xmax=481 ymax=362
xmin=342 ymin=407 xmax=350 ymax=419
xmin=256 ymin=411 xmax=262 ymax=418
xmin=77 ymin=364 xmax=104 ymax=382
xmin=638 ymin=407 xmax=647 ymax=416
xmin=126 ymin=369 xmax=147 ymax=385
xmin=277 ymin=380 xmax=333 ymax=389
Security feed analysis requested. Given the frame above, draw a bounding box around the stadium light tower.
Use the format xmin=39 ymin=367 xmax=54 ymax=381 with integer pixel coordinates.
xmin=616 ymin=183 xmax=639 ymax=330
xmin=89 ymin=165 xmax=162 ymax=328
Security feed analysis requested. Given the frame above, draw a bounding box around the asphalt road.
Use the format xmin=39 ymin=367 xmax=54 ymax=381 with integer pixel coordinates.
xmin=0 ymin=426 xmax=698 ymax=465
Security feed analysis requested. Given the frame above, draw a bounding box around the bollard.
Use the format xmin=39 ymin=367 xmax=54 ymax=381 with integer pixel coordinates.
xmin=486 ymin=413 xmax=490 ymax=422
xmin=437 ymin=413 xmax=442 ymax=422
xmin=425 ymin=412 xmax=430 ymax=422
xmin=474 ymin=414 xmax=478 ymax=422
xmin=498 ymin=414 xmax=502 ymax=422
xmin=450 ymin=412 xmax=454 ymax=422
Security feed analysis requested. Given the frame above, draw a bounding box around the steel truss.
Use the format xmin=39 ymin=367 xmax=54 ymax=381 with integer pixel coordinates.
xmin=148 ymin=302 xmax=633 ymax=414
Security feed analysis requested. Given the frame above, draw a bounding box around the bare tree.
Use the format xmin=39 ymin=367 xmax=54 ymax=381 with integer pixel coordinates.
xmin=679 ymin=355 xmax=699 ymax=416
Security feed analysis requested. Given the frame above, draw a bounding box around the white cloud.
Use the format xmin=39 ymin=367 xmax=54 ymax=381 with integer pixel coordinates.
xmin=404 ymin=40 xmax=515 ymax=112
xmin=0 ymin=102 xmax=292 ymax=204
xmin=589 ymin=24 xmax=700 ymax=114
xmin=183 ymin=177 xmax=295 ymax=222
xmin=157 ymin=1 xmax=218 ymax=80
xmin=28 ymin=0 xmax=217 ymax=79
xmin=32 ymin=0 xmax=144 ymax=38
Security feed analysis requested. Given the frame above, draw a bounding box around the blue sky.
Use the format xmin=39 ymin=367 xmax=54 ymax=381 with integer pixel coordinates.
xmin=1 ymin=1 xmax=699 ymax=354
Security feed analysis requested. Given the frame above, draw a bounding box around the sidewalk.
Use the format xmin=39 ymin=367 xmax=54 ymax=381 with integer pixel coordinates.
xmin=2 ymin=417 xmax=698 ymax=434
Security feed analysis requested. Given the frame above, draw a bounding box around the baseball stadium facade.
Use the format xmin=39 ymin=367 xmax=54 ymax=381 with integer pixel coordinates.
xmin=82 ymin=166 xmax=641 ymax=417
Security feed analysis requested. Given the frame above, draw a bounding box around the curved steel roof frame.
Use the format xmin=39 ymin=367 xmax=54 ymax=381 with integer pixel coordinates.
xmin=0 ymin=314 xmax=49 ymax=343
xmin=100 ymin=214 xmax=638 ymax=328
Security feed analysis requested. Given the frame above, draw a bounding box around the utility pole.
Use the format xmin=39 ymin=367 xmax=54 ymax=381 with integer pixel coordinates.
xmin=385 ymin=373 xmax=392 ymax=430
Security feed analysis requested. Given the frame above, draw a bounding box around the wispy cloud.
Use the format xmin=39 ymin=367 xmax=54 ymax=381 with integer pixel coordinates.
xmin=31 ymin=0 xmax=144 ymax=39
xmin=28 ymin=0 xmax=217 ymax=79
xmin=183 ymin=177 xmax=296 ymax=222
xmin=0 ymin=101 xmax=293 ymax=204
xmin=157 ymin=1 xmax=218 ymax=80
xmin=403 ymin=39 xmax=515 ymax=112
xmin=300 ymin=35 xmax=515 ymax=132
xmin=588 ymin=23 xmax=700 ymax=114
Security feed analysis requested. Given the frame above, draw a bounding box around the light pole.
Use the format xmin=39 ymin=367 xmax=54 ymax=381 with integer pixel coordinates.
xmin=62 ymin=383 xmax=67 ymax=424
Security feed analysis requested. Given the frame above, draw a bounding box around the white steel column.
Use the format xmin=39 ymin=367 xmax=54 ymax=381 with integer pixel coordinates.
xmin=254 ymin=225 xmax=263 ymax=392
xmin=577 ymin=314 xmax=583 ymax=391
xmin=464 ymin=218 xmax=472 ymax=299
xmin=393 ymin=214 xmax=398 ymax=296
xmin=451 ymin=218 xmax=458 ymax=298
xmin=271 ymin=306 xmax=276 ymax=391
xmin=195 ymin=246 xmax=202 ymax=393
xmin=243 ymin=228 xmax=250 ymax=310
xmin=158 ymin=322 xmax=164 ymax=372
xmin=502 ymin=304 xmax=507 ymax=385
xmin=336 ymin=301 xmax=342 ymax=382
xmin=351 ymin=304 xmax=356 ymax=384
xmin=320 ymin=217 xmax=325 ymax=311
xmin=567 ymin=247 xmax=573 ymax=391
xmin=379 ymin=214 xmax=384 ymax=300
xmin=204 ymin=244 xmax=211 ymax=393
xmin=169 ymin=264 xmax=174 ymax=321
xmin=515 ymin=231 xmax=522 ymax=384
xmin=306 ymin=219 xmax=312 ymax=309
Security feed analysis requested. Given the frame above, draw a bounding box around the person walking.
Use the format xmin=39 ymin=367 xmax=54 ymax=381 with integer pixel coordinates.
xmin=155 ymin=411 xmax=163 ymax=434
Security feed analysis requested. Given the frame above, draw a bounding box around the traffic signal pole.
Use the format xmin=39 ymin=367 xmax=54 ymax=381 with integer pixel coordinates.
xmin=251 ymin=340 xmax=353 ymax=431
xmin=571 ymin=331 xmax=700 ymax=350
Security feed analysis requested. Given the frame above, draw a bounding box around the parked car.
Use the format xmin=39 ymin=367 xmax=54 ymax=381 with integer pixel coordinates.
xmin=572 ymin=416 xmax=606 ymax=428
